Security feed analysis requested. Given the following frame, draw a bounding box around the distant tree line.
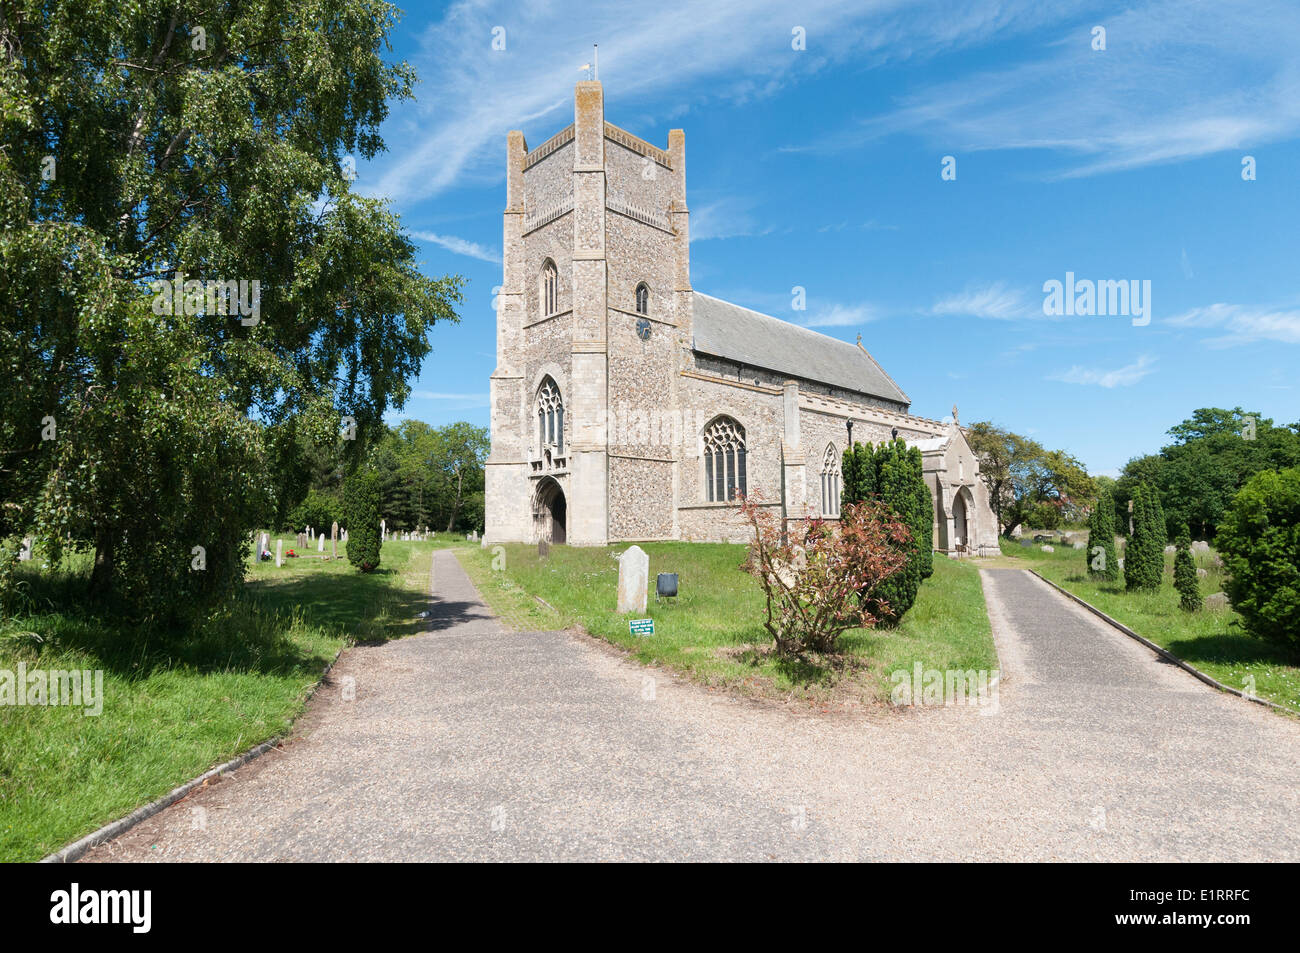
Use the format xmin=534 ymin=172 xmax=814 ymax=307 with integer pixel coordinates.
xmin=282 ymin=421 xmax=489 ymax=537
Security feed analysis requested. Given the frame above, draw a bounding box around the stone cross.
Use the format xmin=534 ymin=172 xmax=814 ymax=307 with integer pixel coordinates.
xmin=275 ymin=539 xmax=283 ymax=567
xmin=616 ymin=545 xmax=649 ymax=614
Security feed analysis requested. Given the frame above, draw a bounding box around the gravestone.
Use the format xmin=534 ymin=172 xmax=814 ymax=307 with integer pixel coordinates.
xmin=18 ymin=536 xmax=33 ymax=561
xmin=260 ymin=532 xmax=269 ymax=556
xmin=1041 ymin=545 xmax=1054 ymax=553
xmin=331 ymin=522 xmax=338 ymax=560
xmin=538 ymin=538 xmax=549 ymax=559
xmin=275 ymin=539 xmax=283 ymax=567
xmin=617 ymin=545 xmax=649 ymax=614
xmin=1205 ymin=592 xmax=1229 ymax=611
xmin=318 ymin=534 xmax=325 ymax=552
xmin=297 ymin=533 xmax=307 ymax=549
xmin=380 ymin=519 xmax=386 ymax=541
xmin=1191 ymin=540 xmax=1210 ymax=554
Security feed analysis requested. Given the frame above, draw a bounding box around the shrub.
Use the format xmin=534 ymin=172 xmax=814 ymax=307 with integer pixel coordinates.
xmin=1086 ymin=486 xmax=1119 ymax=580
xmin=739 ymin=495 xmax=910 ymax=659
xmin=841 ymin=438 xmax=932 ymax=623
xmin=1173 ymin=525 xmax=1201 ymax=612
xmin=286 ymin=490 xmax=341 ymax=535
xmin=343 ymin=471 xmax=383 ymax=572
xmin=1216 ymin=467 xmax=1300 ymax=648
xmin=1125 ymin=483 xmax=1163 ymax=592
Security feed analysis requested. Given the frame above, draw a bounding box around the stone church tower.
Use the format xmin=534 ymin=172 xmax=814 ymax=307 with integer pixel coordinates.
xmin=484 ymin=81 xmax=1001 ymax=556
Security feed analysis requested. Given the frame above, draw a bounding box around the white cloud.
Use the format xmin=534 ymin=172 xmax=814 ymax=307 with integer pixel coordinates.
xmin=803 ymin=303 xmax=877 ymax=327
xmin=931 ymin=282 xmax=1036 ymax=320
xmin=410 ymin=230 xmax=501 ymax=264
xmin=788 ymin=0 xmax=1300 ymax=178
xmin=363 ymin=0 xmax=1087 ymax=207
xmin=690 ymin=197 xmax=771 ymax=242
xmin=1049 ymin=355 xmax=1157 ymax=388
xmin=1166 ymin=302 xmax=1300 ymax=347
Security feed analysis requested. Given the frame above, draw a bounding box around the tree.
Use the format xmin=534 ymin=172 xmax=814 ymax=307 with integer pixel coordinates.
xmin=343 ymin=471 xmax=382 ymax=573
xmin=1216 ymin=467 xmax=1300 ymax=649
xmin=739 ymin=494 xmax=910 ymax=659
xmin=432 ymin=422 xmax=490 ymax=532
xmin=1086 ymin=485 xmax=1119 ymax=581
xmin=841 ymin=438 xmax=931 ymax=624
xmin=1125 ymin=484 xmax=1163 ymax=592
xmin=0 ymin=1 xmax=462 ymax=619
xmin=1173 ymin=525 xmax=1200 ymax=612
xmin=1117 ymin=408 xmax=1300 ymax=542
xmin=966 ymin=422 xmax=1095 ymax=535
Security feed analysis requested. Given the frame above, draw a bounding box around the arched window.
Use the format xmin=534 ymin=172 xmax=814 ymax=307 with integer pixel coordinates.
xmin=537 ymin=377 xmax=564 ymax=456
xmin=703 ymin=417 xmax=746 ymax=502
xmin=540 ymin=259 xmax=558 ymax=318
xmin=635 ymin=282 xmax=649 ymax=315
xmin=821 ymin=443 xmax=841 ymax=517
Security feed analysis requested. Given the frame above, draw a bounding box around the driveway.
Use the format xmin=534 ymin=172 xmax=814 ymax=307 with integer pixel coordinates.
xmin=82 ymin=554 xmax=1300 ymax=861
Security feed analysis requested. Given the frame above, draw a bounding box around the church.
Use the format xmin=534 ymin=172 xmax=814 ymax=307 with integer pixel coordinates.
xmin=484 ymin=81 xmax=1000 ymax=556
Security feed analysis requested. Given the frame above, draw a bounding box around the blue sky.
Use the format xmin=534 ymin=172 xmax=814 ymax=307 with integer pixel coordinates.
xmin=358 ymin=0 xmax=1299 ymax=476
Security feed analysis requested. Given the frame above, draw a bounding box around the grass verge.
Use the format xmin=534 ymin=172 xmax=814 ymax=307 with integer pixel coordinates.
xmin=457 ymin=541 xmax=996 ymax=707
xmin=0 ymin=536 xmax=446 ymax=862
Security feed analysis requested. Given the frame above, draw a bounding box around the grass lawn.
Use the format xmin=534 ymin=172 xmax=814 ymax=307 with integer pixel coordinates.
xmin=0 ymin=535 xmax=448 ymax=862
xmin=993 ymin=539 xmax=1300 ymax=712
xmin=457 ymin=541 xmax=997 ymax=707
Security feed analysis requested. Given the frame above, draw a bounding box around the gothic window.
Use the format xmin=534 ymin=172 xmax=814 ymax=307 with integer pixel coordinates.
xmin=537 ymin=377 xmax=564 ymax=456
xmin=703 ymin=417 xmax=747 ymax=502
xmin=635 ymin=282 xmax=649 ymax=315
xmin=540 ymin=259 xmax=558 ymax=318
xmin=821 ymin=443 xmax=841 ymax=517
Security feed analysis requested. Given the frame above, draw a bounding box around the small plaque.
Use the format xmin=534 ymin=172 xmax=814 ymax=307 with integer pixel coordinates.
xmin=629 ymin=618 xmax=655 ymax=636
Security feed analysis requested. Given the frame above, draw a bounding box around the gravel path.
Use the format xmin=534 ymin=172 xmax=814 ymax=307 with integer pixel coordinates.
xmin=83 ymin=556 xmax=1300 ymax=862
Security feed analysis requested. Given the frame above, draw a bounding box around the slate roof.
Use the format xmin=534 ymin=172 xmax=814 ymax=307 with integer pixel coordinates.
xmin=691 ymin=293 xmax=910 ymax=406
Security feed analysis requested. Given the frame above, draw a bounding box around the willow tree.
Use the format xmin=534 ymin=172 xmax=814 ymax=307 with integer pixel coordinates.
xmin=0 ymin=1 xmax=461 ymax=622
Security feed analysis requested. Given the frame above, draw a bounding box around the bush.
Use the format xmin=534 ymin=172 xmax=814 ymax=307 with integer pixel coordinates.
xmin=1216 ymin=467 xmax=1300 ymax=648
xmin=286 ymin=490 xmax=341 ymax=535
xmin=739 ymin=495 xmax=910 ymax=658
xmin=1086 ymin=486 xmax=1119 ymax=580
xmin=343 ymin=471 xmax=383 ymax=572
xmin=1125 ymin=483 xmax=1163 ymax=592
xmin=1173 ymin=525 xmax=1200 ymax=612
xmin=841 ymin=438 xmax=932 ymax=624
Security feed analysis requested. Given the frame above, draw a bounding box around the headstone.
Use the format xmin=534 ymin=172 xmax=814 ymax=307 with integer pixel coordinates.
xmin=18 ymin=536 xmax=33 ymax=561
xmin=260 ymin=532 xmax=269 ymax=556
xmin=1072 ymin=541 xmax=1084 ymax=550
xmin=297 ymin=533 xmax=307 ymax=549
xmin=538 ymin=538 xmax=549 ymax=559
xmin=617 ymin=545 xmax=649 ymax=613
xmin=275 ymin=539 xmax=283 ymax=567
xmin=381 ymin=519 xmax=386 ymax=541
xmin=1196 ymin=567 xmax=1207 ymax=578
xmin=318 ymin=534 xmax=325 ymax=552
xmin=1205 ymin=592 xmax=1229 ymax=611
xmin=331 ymin=522 xmax=338 ymax=560
xmin=1164 ymin=545 xmax=1176 ymax=554
xmin=1191 ymin=540 xmax=1210 ymax=553
xmin=1041 ymin=545 xmax=1054 ymax=553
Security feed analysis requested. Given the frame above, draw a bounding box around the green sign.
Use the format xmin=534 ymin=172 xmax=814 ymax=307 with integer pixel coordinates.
xmin=629 ymin=618 xmax=654 ymax=636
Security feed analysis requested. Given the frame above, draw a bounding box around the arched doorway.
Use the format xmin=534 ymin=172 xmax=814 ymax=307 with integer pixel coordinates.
xmin=535 ymin=478 xmax=567 ymax=544
xmin=952 ymin=487 xmax=970 ymax=553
